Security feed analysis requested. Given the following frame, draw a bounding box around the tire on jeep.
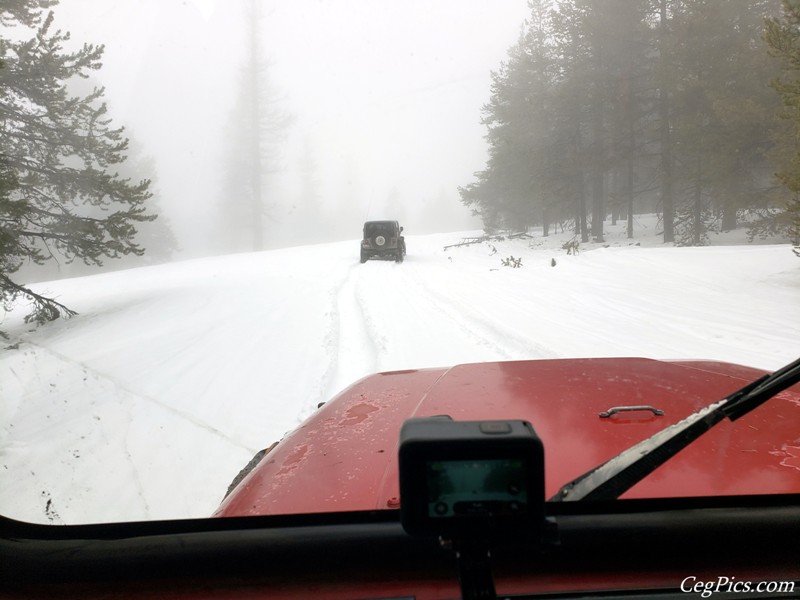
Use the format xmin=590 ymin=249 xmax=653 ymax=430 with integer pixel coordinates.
xmin=223 ymin=441 xmax=278 ymax=500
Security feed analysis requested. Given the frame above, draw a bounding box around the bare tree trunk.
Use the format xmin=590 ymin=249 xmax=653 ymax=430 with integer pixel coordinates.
xmin=721 ymin=202 xmax=737 ymax=231
xmin=626 ymin=155 xmax=634 ymax=239
xmin=573 ymin=124 xmax=589 ymax=243
xmin=694 ymin=148 xmax=703 ymax=245
xmin=579 ymin=176 xmax=588 ymax=243
xmin=610 ymin=167 xmax=618 ymax=226
xmin=591 ymin=166 xmax=604 ymax=242
xmin=626 ymin=78 xmax=636 ymax=239
xmin=542 ymin=204 xmax=550 ymax=237
xmin=591 ymin=41 xmax=605 ymax=243
xmin=247 ymin=0 xmax=264 ymax=251
xmin=659 ymin=0 xmax=675 ymax=243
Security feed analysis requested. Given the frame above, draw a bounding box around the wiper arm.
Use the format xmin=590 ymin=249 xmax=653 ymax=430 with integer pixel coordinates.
xmin=551 ymin=357 xmax=800 ymax=503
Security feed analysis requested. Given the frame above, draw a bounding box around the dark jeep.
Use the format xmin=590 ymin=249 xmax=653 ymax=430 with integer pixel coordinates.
xmin=360 ymin=220 xmax=406 ymax=263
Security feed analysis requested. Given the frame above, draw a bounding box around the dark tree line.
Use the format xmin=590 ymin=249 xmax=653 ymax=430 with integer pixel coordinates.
xmin=461 ymin=0 xmax=799 ymax=250
xmin=1 ymin=0 xmax=162 ymax=330
xmin=765 ymin=0 xmax=800 ymax=254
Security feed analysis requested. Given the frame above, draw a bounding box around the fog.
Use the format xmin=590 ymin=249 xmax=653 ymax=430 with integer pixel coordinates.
xmin=48 ymin=0 xmax=530 ymax=259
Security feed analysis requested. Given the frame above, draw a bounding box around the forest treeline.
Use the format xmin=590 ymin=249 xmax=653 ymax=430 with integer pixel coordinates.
xmin=459 ymin=0 xmax=800 ymax=250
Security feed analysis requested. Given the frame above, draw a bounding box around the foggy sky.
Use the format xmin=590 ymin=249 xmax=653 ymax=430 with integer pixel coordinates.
xmin=51 ymin=0 xmax=530 ymax=256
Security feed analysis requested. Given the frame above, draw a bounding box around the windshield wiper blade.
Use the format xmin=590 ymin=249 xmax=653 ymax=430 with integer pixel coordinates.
xmin=550 ymin=357 xmax=800 ymax=503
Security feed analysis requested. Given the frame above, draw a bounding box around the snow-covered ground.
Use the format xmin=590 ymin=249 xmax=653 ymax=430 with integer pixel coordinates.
xmin=1 ymin=216 xmax=798 ymax=524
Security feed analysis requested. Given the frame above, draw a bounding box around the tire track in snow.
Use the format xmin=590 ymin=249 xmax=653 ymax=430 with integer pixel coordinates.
xmin=395 ymin=265 xmax=560 ymax=361
xmin=302 ymin=253 xmax=561 ymax=407
xmin=350 ymin=264 xmax=390 ymax=366
xmin=304 ymin=263 xmax=352 ymax=411
xmin=14 ymin=339 xmax=254 ymax=453
xmin=121 ymin=401 xmax=152 ymax=519
xmin=392 ymin=269 xmax=514 ymax=360
xmin=313 ymin=261 xmax=382 ymax=405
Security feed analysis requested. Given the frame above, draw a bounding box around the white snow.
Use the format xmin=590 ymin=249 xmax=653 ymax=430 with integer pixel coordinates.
xmin=1 ymin=216 xmax=798 ymax=524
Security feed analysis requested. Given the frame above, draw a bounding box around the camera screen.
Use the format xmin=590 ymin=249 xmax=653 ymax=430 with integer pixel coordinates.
xmin=425 ymin=458 xmax=528 ymax=519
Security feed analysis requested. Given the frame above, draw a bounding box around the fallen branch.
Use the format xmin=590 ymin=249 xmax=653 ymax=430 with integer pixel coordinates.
xmin=443 ymin=232 xmax=532 ymax=250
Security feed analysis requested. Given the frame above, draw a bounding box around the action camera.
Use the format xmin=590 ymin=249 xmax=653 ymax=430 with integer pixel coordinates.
xmin=398 ymin=417 xmax=544 ymax=538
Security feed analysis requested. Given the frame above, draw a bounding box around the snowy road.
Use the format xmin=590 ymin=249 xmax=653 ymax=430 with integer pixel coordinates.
xmin=1 ymin=218 xmax=798 ymax=524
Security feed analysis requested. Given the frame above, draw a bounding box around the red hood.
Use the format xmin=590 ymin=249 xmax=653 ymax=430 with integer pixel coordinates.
xmin=215 ymin=358 xmax=800 ymax=517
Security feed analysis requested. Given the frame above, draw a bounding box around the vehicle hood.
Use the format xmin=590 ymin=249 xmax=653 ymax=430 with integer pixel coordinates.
xmin=215 ymin=358 xmax=800 ymax=517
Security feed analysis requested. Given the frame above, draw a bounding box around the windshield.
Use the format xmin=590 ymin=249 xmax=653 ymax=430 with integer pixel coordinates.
xmin=1 ymin=0 xmax=799 ymax=526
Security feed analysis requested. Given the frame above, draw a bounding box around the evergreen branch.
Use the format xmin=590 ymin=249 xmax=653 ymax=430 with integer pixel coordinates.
xmin=0 ymin=271 xmax=77 ymax=324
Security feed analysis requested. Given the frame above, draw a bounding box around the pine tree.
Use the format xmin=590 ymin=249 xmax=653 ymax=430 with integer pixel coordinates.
xmin=113 ymin=147 xmax=178 ymax=267
xmin=217 ymin=0 xmax=292 ymax=253
xmin=655 ymin=0 xmax=677 ymax=243
xmin=668 ymin=0 xmax=780 ymax=246
xmin=0 ymin=0 xmax=56 ymax=27
xmin=460 ymin=1 xmax=568 ymax=234
xmin=765 ymin=0 xmax=800 ymax=255
xmin=0 ymin=2 xmax=154 ymax=329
